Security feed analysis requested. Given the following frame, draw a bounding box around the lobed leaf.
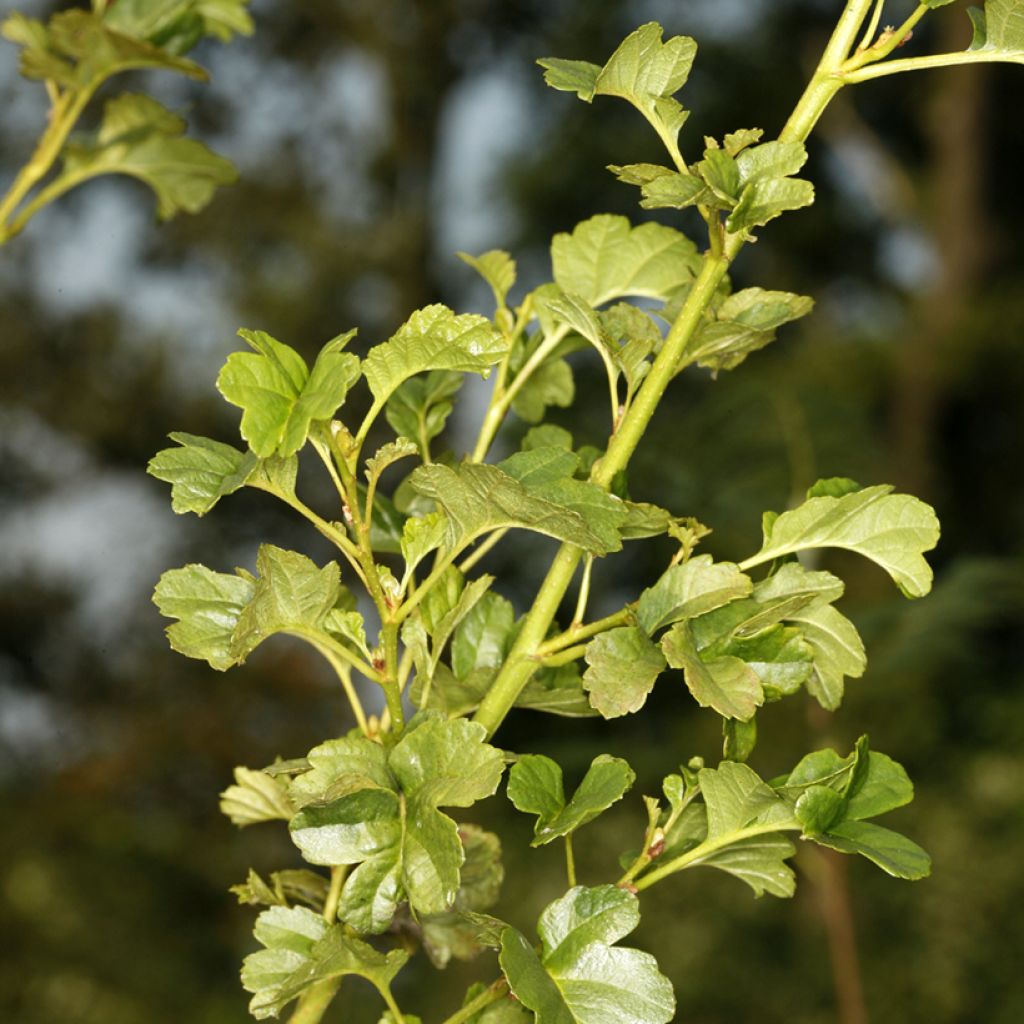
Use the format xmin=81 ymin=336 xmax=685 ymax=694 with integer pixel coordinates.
xmin=582 ymin=626 xmax=667 ymax=717
xmin=500 ymin=885 xmax=675 ymax=1024
xmin=147 ymin=432 xmax=257 ymax=515
xmin=637 ymin=554 xmax=753 ymax=635
xmin=217 ymin=329 xmax=360 ymax=457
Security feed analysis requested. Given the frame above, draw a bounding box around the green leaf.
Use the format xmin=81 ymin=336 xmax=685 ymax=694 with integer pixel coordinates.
xmin=662 ymin=621 xmax=763 ymax=720
xmin=410 ymin=461 xmax=625 ymax=556
xmin=217 ymin=328 xmax=360 ymax=458
xmin=231 ymin=868 xmax=331 ymax=912
xmin=794 ymin=785 xmax=846 ymax=834
xmin=787 ymin=603 xmax=866 ymax=710
xmin=366 ymin=438 xmax=419 ymax=484
xmin=459 ymin=983 xmax=533 ymax=1023
xmin=101 ymin=0 xmax=254 ymax=52
xmin=511 ymin=356 xmax=575 ymax=424
xmin=148 ymin=432 xmax=257 ymax=515
xmin=637 ymin=554 xmax=753 ymax=635
xmin=363 ymin=305 xmax=507 ymax=407
xmin=230 ymin=545 xmax=342 ymax=661
xmin=451 ymin=592 xmax=516 ymax=679
xmin=459 ymin=250 xmax=517 ymax=309
xmin=807 ymin=476 xmax=862 ymax=499
xmin=639 ymin=171 xmax=707 ymax=210
xmin=420 ymin=825 xmax=505 ymax=967
xmin=2 ymin=9 xmax=205 ymax=88
xmin=968 ymin=0 xmax=1024 ymax=59
xmin=220 ymin=766 xmax=295 ymax=826
xmin=153 ymin=563 xmax=253 ymax=669
xmin=500 ymin=885 xmax=675 ymax=1024
xmin=289 ymin=716 xmax=504 ymax=933
xmin=685 ymin=288 xmax=814 ymax=373
xmin=582 ymin=626 xmax=667 ymax=717
xmin=552 ymin=214 xmax=702 ymax=307
xmin=242 ymin=907 xmax=408 ymax=1020
xmin=385 ymin=370 xmax=463 ymax=453
xmin=537 ymin=57 xmax=602 ymax=99
xmin=727 ymin=177 xmax=815 ymax=233
xmin=700 ymin=833 xmax=797 ymax=897
xmin=748 ymin=485 xmax=940 ymax=598
xmin=507 ymin=753 xmax=635 ymax=845
xmin=56 ymin=93 xmax=236 ymax=220
xmin=814 ymin=820 xmax=931 ymax=880
xmin=700 ymin=761 xmax=797 ymax=837
xmin=401 ymin=511 xmax=448 ymax=580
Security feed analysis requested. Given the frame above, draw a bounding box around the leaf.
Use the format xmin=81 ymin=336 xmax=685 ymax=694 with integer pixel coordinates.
xmin=968 ymin=0 xmax=1024 ymax=60
xmin=813 ymin=820 xmax=931 ymax=879
xmin=451 ymin=592 xmax=516 ymax=679
xmin=420 ymin=825 xmax=505 ymax=967
xmin=582 ymin=626 xmax=666 ymax=717
xmin=685 ymin=288 xmax=814 ymax=373
xmin=2 ymin=9 xmax=205 ymax=88
xmin=639 ymin=171 xmax=707 ymax=210
xmin=385 ymin=370 xmax=463 ymax=452
xmin=289 ymin=715 xmax=504 ymax=933
xmin=231 ymin=545 xmax=342 ymax=661
xmin=700 ymin=833 xmax=797 ymax=897
xmin=217 ymin=328 xmax=360 ymax=457
xmin=700 ymin=761 xmax=797 ymax=837
xmin=220 ymin=766 xmax=295 ymax=826
xmin=148 ymin=432 xmax=257 ymax=515
xmin=242 ymin=907 xmax=408 ymax=1020
xmin=459 ymin=983 xmax=533 ymax=1023
xmin=401 ymin=511 xmax=448 ymax=580
xmin=507 ymin=753 xmax=635 ymax=845
xmin=231 ymin=869 xmax=330 ymax=912
xmin=541 ymin=22 xmax=697 ymax=151
xmin=511 ymin=356 xmax=575 ymax=423
xmin=748 ymin=485 xmax=940 ymax=598
xmin=363 ymin=305 xmax=507 ymax=407
xmin=637 ymin=554 xmax=753 ymax=635
xmin=101 ymin=0 xmax=254 ymax=52
xmin=662 ymin=621 xmax=763 ymax=720
xmin=459 ymin=250 xmax=517 ymax=309
xmin=57 ymin=93 xmax=236 ymax=220
xmin=153 ymin=563 xmax=253 ymax=670
xmin=787 ymin=603 xmax=866 ymax=710
xmin=366 ymin=438 xmax=419 ymax=483
xmin=551 ymin=214 xmax=702 ymax=307
xmin=410 ymin=461 xmax=625 ymax=556
xmin=499 ymin=885 xmax=675 ymax=1024
xmin=727 ymin=177 xmax=815 ymax=233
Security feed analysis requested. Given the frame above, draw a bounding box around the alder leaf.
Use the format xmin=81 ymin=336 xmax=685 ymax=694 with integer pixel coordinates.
xmin=661 ymin=620 xmax=764 ymax=720
xmin=147 ymin=432 xmax=257 ymax=515
xmin=685 ymin=288 xmax=814 ymax=373
xmin=220 ymin=766 xmax=295 ymax=826
xmin=363 ymin=305 xmax=507 ymax=407
xmin=2 ymin=9 xmax=205 ymax=88
xmin=968 ymin=0 xmax=1024 ymax=61
xmin=747 ymin=485 xmax=940 ymax=597
xmin=217 ymin=329 xmax=360 ymax=457
xmin=241 ymin=906 xmax=408 ymax=1020
xmin=55 ymin=93 xmax=236 ymax=220
xmin=459 ymin=250 xmax=517 ymax=309
xmin=153 ymin=563 xmax=253 ymax=670
xmin=289 ymin=715 xmax=504 ymax=933
xmin=582 ymin=626 xmax=667 ymax=717
xmin=552 ymin=214 xmax=702 ymax=307
xmin=499 ymin=885 xmax=675 ymax=1024
xmin=230 ymin=545 xmax=343 ymax=661
xmin=637 ymin=554 xmax=753 ymax=634
xmin=507 ymin=753 xmax=635 ymax=845
xmin=409 ymin=461 xmax=625 ymax=556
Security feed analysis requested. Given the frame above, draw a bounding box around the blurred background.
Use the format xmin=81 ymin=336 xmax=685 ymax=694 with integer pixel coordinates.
xmin=1 ymin=1 xmax=1023 ymax=1022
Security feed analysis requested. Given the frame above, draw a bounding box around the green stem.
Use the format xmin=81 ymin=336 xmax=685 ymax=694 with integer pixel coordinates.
xmin=471 ymin=325 xmax=571 ymax=463
xmin=287 ymin=978 xmax=342 ymax=1024
xmin=842 ymin=48 xmax=1024 ymax=83
xmin=440 ymin=980 xmax=511 ymax=1024
xmin=564 ymin=833 xmax=577 ymax=887
xmin=536 ymin=608 xmax=633 ymax=657
xmin=571 ymin=556 xmax=594 ymax=627
xmin=617 ymin=798 xmax=664 ymax=887
xmin=310 ymin=643 xmax=371 ymax=735
xmin=381 ymin=622 xmax=404 ymax=731
xmin=0 ymin=87 xmax=92 ymax=242
xmin=323 ymin=865 xmax=348 ymax=923
xmin=472 ymin=0 xmax=862 ymax=738
xmin=379 ymin=987 xmax=406 ymax=1024
xmin=457 ymin=528 xmax=508 ymax=573
xmin=536 ymin=643 xmax=588 ymax=669
xmin=633 ymin=823 xmax=785 ymax=891
xmin=855 ymin=0 xmax=886 ymax=53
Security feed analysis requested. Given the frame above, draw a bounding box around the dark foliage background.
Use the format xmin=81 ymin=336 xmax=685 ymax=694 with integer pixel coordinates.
xmin=1 ymin=2 xmax=1022 ymax=1022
